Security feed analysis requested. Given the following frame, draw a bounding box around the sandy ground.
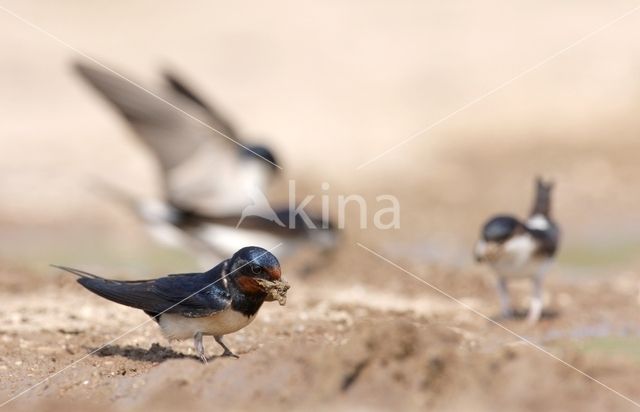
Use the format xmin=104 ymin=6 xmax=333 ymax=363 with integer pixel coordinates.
xmin=2 ymin=1 xmax=640 ymax=411
xmin=1 ymin=251 xmax=640 ymax=412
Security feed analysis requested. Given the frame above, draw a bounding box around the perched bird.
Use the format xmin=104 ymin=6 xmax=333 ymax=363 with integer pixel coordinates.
xmin=74 ymin=62 xmax=337 ymax=266
xmin=474 ymin=177 xmax=560 ymax=323
xmin=53 ymin=246 xmax=289 ymax=362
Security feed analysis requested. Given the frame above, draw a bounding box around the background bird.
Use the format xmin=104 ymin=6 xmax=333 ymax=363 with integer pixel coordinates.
xmin=74 ymin=62 xmax=337 ymax=267
xmin=53 ymin=246 xmax=287 ymax=362
xmin=474 ymin=177 xmax=560 ymax=323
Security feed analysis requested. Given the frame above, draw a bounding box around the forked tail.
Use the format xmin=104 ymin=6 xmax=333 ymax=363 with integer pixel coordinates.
xmin=50 ymin=264 xmax=103 ymax=279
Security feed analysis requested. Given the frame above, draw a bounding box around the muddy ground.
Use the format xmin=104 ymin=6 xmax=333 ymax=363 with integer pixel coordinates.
xmin=2 ymin=125 xmax=640 ymax=412
xmin=1 ymin=243 xmax=640 ymax=412
xmin=2 ymin=105 xmax=640 ymax=412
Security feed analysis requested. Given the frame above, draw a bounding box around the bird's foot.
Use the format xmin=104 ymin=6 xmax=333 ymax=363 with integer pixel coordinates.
xmin=194 ymin=331 xmax=208 ymax=364
xmin=526 ymin=299 xmax=543 ymax=325
xmin=526 ymin=310 xmax=542 ymax=325
xmin=214 ymin=336 xmax=239 ymax=358
xmin=221 ymin=349 xmax=239 ymax=359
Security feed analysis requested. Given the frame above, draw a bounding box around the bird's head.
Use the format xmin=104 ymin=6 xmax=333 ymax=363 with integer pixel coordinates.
xmin=227 ymin=246 xmax=282 ymax=296
xmin=243 ymin=144 xmax=280 ymax=172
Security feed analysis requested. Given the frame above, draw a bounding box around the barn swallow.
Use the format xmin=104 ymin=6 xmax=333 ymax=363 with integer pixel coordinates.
xmin=53 ymin=246 xmax=288 ymax=362
xmin=474 ymin=177 xmax=560 ymax=323
xmin=74 ymin=61 xmax=337 ymax=269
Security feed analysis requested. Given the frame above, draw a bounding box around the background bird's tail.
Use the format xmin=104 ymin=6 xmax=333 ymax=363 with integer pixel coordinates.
xmin=530 ymin=176 xmax=554 ymax=217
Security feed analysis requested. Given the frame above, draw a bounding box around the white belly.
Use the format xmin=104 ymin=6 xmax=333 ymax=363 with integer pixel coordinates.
xmin=484 ymin=234 xmax=550 ymax=279
xmin=159 ymin=310 xmax=256 ymax=340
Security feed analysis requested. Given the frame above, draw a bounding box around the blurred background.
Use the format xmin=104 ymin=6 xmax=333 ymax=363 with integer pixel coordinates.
xmin=2 ymin=1 xmax=640 ymax=410
xmin=2 ymin=0 xmax=640 ymax=273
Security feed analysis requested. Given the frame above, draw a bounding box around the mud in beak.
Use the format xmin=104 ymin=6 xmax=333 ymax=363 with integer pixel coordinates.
xmin=254 ymin=277 xmax=290 ymax=305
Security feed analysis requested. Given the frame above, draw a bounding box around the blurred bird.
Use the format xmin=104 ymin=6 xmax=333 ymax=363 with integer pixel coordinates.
xmin=53 ymin=246 xmax=288 ymax=362
xmin=74 ymin=62 xmax=279 ymax=215
xmin=173 ymin=205 xmax=337 ymax=267
xmin=74 ymin=62 xmax=337 ymax=267
xmin=474 ymin=177 xmax=560 ymax=323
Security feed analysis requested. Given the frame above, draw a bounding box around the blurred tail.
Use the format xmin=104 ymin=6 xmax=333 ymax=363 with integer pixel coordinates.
xmin=87 ymin=177 xmax=178 ymax=225
xmin=88 ymin=176 xmax=140 ymax=214
xmin=530 ymin=176 xmax=554 ymax=217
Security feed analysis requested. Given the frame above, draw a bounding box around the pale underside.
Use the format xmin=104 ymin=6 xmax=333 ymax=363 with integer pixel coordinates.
xmin=475 ymin=234 xmax=551 ymax=279
xmin=159 ymin=309 xmax=256 ymax=340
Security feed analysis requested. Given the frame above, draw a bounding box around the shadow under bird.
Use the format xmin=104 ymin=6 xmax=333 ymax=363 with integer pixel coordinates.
xmin=53 ymin=246 xmax=289 ymax=362
xmin=73 ymin=61 xmax=336 ymax=266
xmin=474 ymin=177 xmax=560 ymax=324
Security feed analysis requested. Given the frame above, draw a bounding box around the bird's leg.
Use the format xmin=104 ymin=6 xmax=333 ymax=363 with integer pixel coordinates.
xmin=194 ymin=331 xmax=207 ymax=364
xmin=527 ymin=274 xmax=544 ymax=324
xmin=496 ymin=277 xmax=513 ymax=319
xmin=214 ymin=335 xmax=239 ymax=358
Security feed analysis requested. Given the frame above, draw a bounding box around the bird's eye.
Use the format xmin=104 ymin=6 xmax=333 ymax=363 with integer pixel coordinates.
xmin=251 ymin=266 xmax=262 ymax=275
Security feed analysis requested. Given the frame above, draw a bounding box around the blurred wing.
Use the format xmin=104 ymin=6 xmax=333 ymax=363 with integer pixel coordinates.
xmin=160 ymin=70 xmax=273 ymax=213
xmin=162 ymin=71 xmax=239 ymax=139
xmin=481 ymin=215 xmax=522 ymax=242
xmin=74 ymin=62 xmax=258 ymax=213
xmin=74 ymin=62 xmax=216 ymax=169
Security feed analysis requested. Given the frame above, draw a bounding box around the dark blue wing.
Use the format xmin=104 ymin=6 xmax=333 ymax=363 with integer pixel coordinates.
xmin=481 ymin=215 xmax=523 ymax=243
xmin=55 ymin=263 xmax=231 ymax=318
